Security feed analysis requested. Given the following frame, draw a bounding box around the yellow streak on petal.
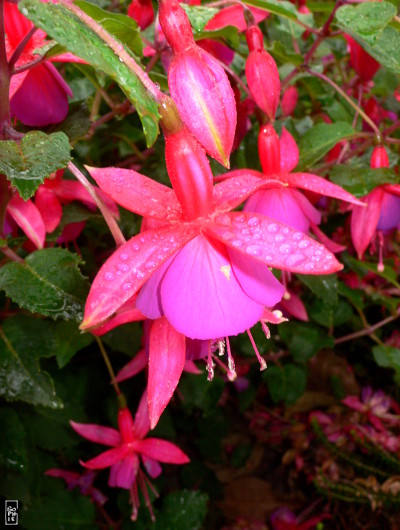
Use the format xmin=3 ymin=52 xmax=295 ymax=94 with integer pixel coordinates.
xmin=220 ymin=264 xmax=231 ymax=280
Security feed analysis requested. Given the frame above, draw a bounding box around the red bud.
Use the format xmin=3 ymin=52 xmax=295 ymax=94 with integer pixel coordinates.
xmin=371 ymin=146 xmax=389 ymax=169
xmin=258 ymin=124 xmax=280 ymax=175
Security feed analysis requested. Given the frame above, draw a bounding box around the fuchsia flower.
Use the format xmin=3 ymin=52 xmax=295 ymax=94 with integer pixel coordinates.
xmin=70 ymin=391 xmax=189 ymax=521
xmin=45 ymin=469 xmax=108 ymax=505
xmin=5 ymin=3 xmax=82 ymax=126
xmin=350 ymin=145 xmax=400 ymax=268
xmin=225 ymin=125 xmax=363 ymax=249
xmin=6 ymin=190 xmax=46 ymax=249
xmin=344 ymin=35 xmax=380 ymax=83
xmin=205 ymin=5 xmax=268 ymax=33
xmin=127 ymin=0 xmax=154 ymax=30
xmin=245 ymin=24 xmax=280 ymax=122
xmin=81 ymin=119 xmax=343 ymax=340
xmin=343 ymin=386 xmax=400 ymax=429
xmin=158 ymin=0 xmax=236 ymax=167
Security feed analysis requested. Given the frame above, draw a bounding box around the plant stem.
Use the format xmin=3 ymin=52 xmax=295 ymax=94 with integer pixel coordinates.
xmin=67 ymin=161 xmax=126 ymax=248
xmin=304 ymin=67 xmax=382 ymax=142
xmin=58 ymin=0 xmax=164 ymax=103
xmin=335 ymin=309 xmax=400 ymax=345
xmin=94 ymin=336 xmax=121 ymax=396
xmin=8 ymin=26 xmax=37 ymax=72
xmin=0 ymin=0 xmax=11 ymax=139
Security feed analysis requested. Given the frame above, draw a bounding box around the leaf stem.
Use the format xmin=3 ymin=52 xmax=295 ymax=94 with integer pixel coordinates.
xmin=8 ymin=26 xmax=38 ymax=72
xmin=0 ymin=0 xmax=11 ymax=139
xmin=94 ymin=336 xmax=121 ymax=396
xmin=335 ymin=309 xmax=400 ymax=345
xmin=67 ymin=161 xmax=126 ymax=248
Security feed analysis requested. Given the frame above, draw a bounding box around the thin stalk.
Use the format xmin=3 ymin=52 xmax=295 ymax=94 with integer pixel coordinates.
xmin=67 ymin=161 xmax=126 ymax=248
xmin=0 ymin=0 xmax=11 ymax=138
xmin=305 ymin=67 xmax=382 ymax=142
xmin=58 ymin=0 xmax=164 ymax=103
xmin=8 ymin=26 xmax=37 ymax=71
xmin=0 ymin=245 xmax=24 ymax=263
xmin=335 ymin=310 xmax=400 ymax=345
xmin=94 ymin=336 xmax=121 ymax=396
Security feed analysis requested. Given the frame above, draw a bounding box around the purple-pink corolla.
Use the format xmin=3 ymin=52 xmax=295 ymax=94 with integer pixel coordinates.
xmin=45 ymin=468 xmax=107 ymax=505
xmin=70 ymin=391 xmax=189 ymax=521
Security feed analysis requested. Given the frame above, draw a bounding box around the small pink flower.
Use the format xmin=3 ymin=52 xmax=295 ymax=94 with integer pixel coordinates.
xmin=45 ymin=469 xmax=107 ymax=505
xmin=127 ymin=0 xmax=154 ymax=30
xmin=70 ymin=391 xmax=189 ymax=521
xmin=344 ymin=35 xmax=380 ymax=83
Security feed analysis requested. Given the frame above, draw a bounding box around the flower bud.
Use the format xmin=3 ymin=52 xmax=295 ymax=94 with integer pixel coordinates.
xmin=370 ymin=145 xmax=389 ymax=169
xmin=128 ymin=0 xmax=154 ymax=30
xmin=159 ymin=0 xmax=236 ymax=167
xmin=281 ymin=85 xmax=298 ymax=117
xmin=245 ymin=25 xmax=280 ymax=121
xmin=345 ymin=35 xmax=380 ymax=83
xmin=258 ymin=124 xmax=280 ymax=175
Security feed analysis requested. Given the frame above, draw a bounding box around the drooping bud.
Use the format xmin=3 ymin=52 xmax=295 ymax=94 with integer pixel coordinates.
xmin=245 ymin=24 xmax=280 ymax=121
xmin=281 ymin=86 xmax=298 ymax=117
xmin=344 ymin=35 xmax=380 ymax=83
xmin=258 ymin=124 xmax=280 ymax=175
xmin=128 ymin=0 xmax=154 ymax=30
xmin=370 ymin=145 xmax=389 ymax=169
xmin=160 ymin=97 xmax=213 ymax=220
xmin=159 ymin=0 xmax=236 ymax=167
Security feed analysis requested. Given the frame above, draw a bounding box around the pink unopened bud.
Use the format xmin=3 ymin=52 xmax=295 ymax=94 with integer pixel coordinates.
xmin=370 ymin=145 xmax=389 ymax=168
xmin=159 ymin=0 xmax=236 ymax=167
xmin=281 ymin=85 xmax=298 ymax=117
xmin=345 ymin=35 xmax=380 ymax=83
xmin=160 ymin=98 xmax=213 ymax=220
xmin=258 ymin=124 xmax=280 ymax=175
xmin=128 ymin=0 xmax=154 ymax=30
xmin=245 ymin=25 xmax=280 ymax=121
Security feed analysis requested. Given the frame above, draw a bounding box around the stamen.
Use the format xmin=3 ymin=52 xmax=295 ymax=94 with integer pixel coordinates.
xmin=129 ymin=482 xmax=139 ymax=521
xmin=218 ymin=339 xmax=225 ymax=356
xmin=207 ymin=341 xmax=214 ymax=381
xmin=226 ymin=336 xmax=236 ymax=374
xmin=261 ymin=321 xmax=271 ymax=339
xmin=247 ymin=329 xmax=267 ymax=371
xmin=377 ymin=231 xmax=385 ymax=272
xmin=138 ymin=471 xmax=156 ymax=522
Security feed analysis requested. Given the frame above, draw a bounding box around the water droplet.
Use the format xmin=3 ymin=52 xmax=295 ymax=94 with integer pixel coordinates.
xmin=104 ymin=272 xmax=114 ymax=281
xmin=117 ymin=263 xmax=129 ymax=272
xmin=122 ymin=282 xmax=132 ymax=291
xmin=246 ymin=245 xmax=261 ymax=256
xmin=145 ymin=261 xmax=156 ymax=269
xmin=264 ymin=255 xmax=272 ymax=262
xmin=234 ymin=214 xmax=245 ymax=224
xmin=132 ymin=243 xmax=140 ymax=251
xmin=305 ymin=263 xmax=315 ymax=271
xmin=279 ymin=244 xmax=291 ymax=254
xmin=267 ymin=223 xmax=279 ymax=233
xmin=248 ymin=217 xmax=259 ymax=226
xmin=162 ymin=246 xmax=170 ymax=252
xmin=283 ymin=227 xmax=290 ymax=235
xmin=292 ymin=232 xmax=304 ymax=241
xmin=298 ymin=240 xmax=309 ymax=249
xmin=120 ymin=253 xmax=129 ymax=261
xmin=231 ymin=240 xmax=243 ymax=247
xmin=285 ymin=254 xmax=305 ymax=267
xmin=275 ymin=234 xmax=285 ymax=242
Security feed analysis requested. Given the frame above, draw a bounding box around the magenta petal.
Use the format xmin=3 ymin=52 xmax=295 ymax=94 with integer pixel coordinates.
xmin=35 ymin=187 xmax=62 ymax=233
xmin=81 ymin=446 xmax=131 ymax=470
xmin=161 ymin=234 xmax=264 ymax=339
xmin=229 ymin=248 xmax=285 ymax=307
xmin=135 ymin=257 xmax=173 ymax=319
xmin=292 ymin=189 xmax=322 ymax=226
xmin=141 ymin=455 xmax=162 ymax=478
xmin=115 ymin=349 xmax=148 ymax=383
xmin=11 ymin=63 xmax=70 ymax=126
xmin=81 ymin=224 xmax=199 ymax=330
xmin=133 ymin=389 xmax=151 ymax=440
xmin=280 ymin=127 xmax=299 ymax=173
xmin=376 ymin=191 xmax=400 ymax=231
xmin=108 ymin=454 xmax=139 ymax=489
xmin=134 ymin=438 xmax=190 ymax=464
xmin=244 ymin=188 xmax=312 ymax=233
xmin=351 ymin=189 xmax=383 ymax=258
xmin=7 ymin=196 xmax=45 ymax=249
xmin=208 ymin=212 xmax=342 ymax=274
xmin=86 ymin=166 xmax=182 ymax=221
xmin=148 ymin=317 xmax=186 ymax=429
xmin=70 ymin=421 xmax=121 ymax=446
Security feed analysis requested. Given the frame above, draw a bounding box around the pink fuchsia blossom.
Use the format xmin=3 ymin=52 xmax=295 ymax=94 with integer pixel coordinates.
xmin=5 ymin=3 xmax=82 ymax=126
xmin=225 ymin=125 xmax=363 ymax=246
xmin=6 ymin=191 xmax=46 ymax=249
xmin=245 ymin=24 xmax=280 ymax=122
xmin=350 ymin=145 xmax=400 ymax=267
xmin=205 ymin=5 xmax=268 ymax=33
xmin=158 ymin=0 xmax=236 ymax=167
xmin=342 ymin=386 xmax=400 ymax=429
xmin=127 ymin=0 xmax=154 ymax=30
xmin=270 ymin=506 xmax=330 ymax=530
xmin=344 ymin=35 xmax=380 ymax=83
xmin=70 ymin=391 xmax=189 ymax=521
xmin=45 ymin=468 xmax=107 ymax=505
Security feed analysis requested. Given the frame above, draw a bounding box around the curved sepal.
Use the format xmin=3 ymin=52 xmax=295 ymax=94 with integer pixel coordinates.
xmin=134 ymin=438 xmax=190 ymax=464
xmin=351 ymin=188 xmax=384 ymax=259
xmin=7 ymin=196 xmax=46 ymax=249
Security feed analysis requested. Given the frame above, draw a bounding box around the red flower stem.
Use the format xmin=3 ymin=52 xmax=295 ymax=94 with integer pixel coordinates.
xmin=335 ymin=309 xmax=400 ymax=345
xmin=58 ymin=0 xmax=164 ymax=103
xmin=14 ymin=55 xmax=46 ymax=75
xmin=0 ymin=0 xmax=11 ymax=139
xmin=0 ymin=245 xmax=24 ymax=263
xmin=304 ymin=67 xmax=382 ymax=142
xmin=8 ymin=26 xmax=38 ymax=72
xmin=67 ymin=161 xmax=126 ymax=248
xmin=94 ymin=336 xmax=121 ymax=396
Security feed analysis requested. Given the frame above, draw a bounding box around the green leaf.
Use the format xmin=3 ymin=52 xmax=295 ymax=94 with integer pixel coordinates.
xmin=154 ymin=490 xmax=209 ymax=530
xmin=243 ymin=0 xmax=297 ymax=20
xmin=53 ymin=321 xmax=93 ymax=368
xmin=53 ymin=103 xmax=91 ymax=141
xmin=0 ymin=132 xmax=71 ymax=200
xmin=0 ymin=316 xmax=62 ymax=409
xmin=22 ymin=490 xmax=96 ymax=530
xmin=0 ymin=407 xmax=27 ymax=472
xmin=199 ymin=26 xmax=240 ymax=48
xmin=75 ymin=0 xmax=143 ymax=56
xmin=330 ymin=165 xmax=400 ymax=197
xmin=297 ymin=122 xmax=355 ymax=169
xmin=336 ymin=2 xmax=396 ymax=46
xmin=309 ymin=299 xmax=353 ymax=328
xmin=297 ymin=274 xmax=338 ymax=307
xmin=372 ymin=345 xmax=400 ymax=384
xmin=19 ymin=0 xmax=160 ymax=146
xmin=0 ymin=248 xmax=89 ymax=321
xmin=181 ymin=4 xmax=218 ymax=34
xmin=264 ymin=364 xmax=307 ymax=405
xmin=269 ymin=41 xmax=303 ymax=66
xmin=280 ymin=322 xmax=335 ymax=363
xmin=336 ymin=3 xmax=400 ymax=74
